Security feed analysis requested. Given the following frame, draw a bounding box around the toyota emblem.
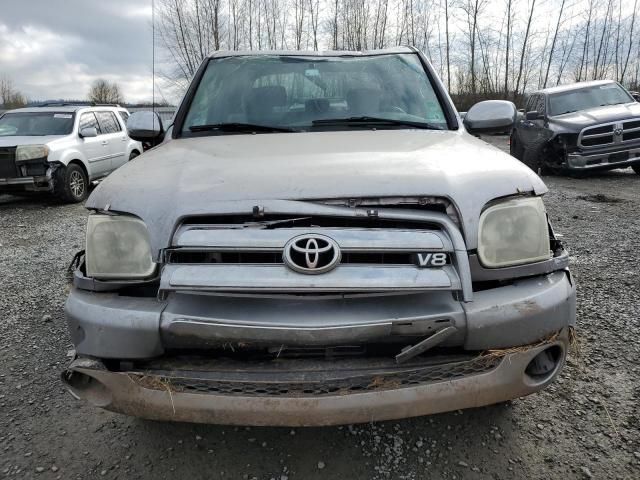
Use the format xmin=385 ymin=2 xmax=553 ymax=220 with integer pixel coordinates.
xmin=613 ymin=127 xmax=623 ymax=136
xmin=283 ymin=234 xmax=341 ymax=274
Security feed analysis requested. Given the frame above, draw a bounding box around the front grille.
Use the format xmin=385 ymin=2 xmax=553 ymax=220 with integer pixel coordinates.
xmin=131 ymin=355 xmax=499 ymax=397
xmin=579 ymin=119 xmax=640 ymax=148
xmin=159 ymin=204 xmax=470 ymax=299
xmin=0 ymin=147 xmax=18 ymax=179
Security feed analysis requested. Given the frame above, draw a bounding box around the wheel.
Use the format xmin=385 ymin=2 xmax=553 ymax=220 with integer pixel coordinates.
xmin=54 ymin=163 xmax=88 ymax=203
xmin=129 ymin=150 xmax=140 ymax=161
xmin=521 ymin=147 xmax=541 ymax=171
xmin=633 ymin=164 xmax=640 ymax=175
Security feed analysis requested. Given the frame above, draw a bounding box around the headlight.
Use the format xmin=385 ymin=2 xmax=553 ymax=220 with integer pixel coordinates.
xmin=478 ymin=197 xmax=551 ymax=268
xmin=85 ymin=214 xmax=155 ymax=279
xmin=16 ymin=145 xmax=49 ymax=161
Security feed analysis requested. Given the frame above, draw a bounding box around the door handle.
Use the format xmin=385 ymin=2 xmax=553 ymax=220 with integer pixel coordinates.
xmin=121 ymin=137 xmax=126 ymax=142
xmin=101 ymin=141 xmax=109 ymax=146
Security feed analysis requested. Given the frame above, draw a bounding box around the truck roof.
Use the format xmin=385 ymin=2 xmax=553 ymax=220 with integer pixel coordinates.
xmin=536 ymin=80 xmax=617 ymax=95
xmin=4 ymin=105 xmax=126 ymax=114
xmin=208 ymin=46 xmax=416 ymax=59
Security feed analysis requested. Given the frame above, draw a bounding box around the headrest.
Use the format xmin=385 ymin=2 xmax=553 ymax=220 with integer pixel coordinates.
xmin=305 ymin=98 xmax=330 ymax=114
xmin=246 ymin=86 xmax=287 ymax=107
xmin=346 ymin=88 xmax=381 ymax=114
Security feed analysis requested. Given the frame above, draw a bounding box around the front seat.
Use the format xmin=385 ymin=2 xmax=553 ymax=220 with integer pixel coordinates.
xmin=244 ymin=86 xmax=287 ymax=124
xmin=346 ymin=88 xmax=381 ymax=116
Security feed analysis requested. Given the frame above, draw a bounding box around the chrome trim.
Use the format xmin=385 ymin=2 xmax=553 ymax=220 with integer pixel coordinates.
xmin=169 ymin=208 xmax=472 ymax=302
xmin=160 ymin=264 xmax=461 ymax=294
xmin=87 ymin=152 xmax=122 ymax=163
xmin=567 ymin=145 xmax=640 ymax=169
xmin=173 ymin=227 xmax=450 ymax=252
xmin=0 ymin=176 xmax=37 ymax=185
xmin=578 ymin=118 xmax=640 ymax=148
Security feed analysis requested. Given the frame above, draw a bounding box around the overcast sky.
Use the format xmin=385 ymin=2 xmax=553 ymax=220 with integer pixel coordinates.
xmin=0 ymin=0 xmax=156 ymax=103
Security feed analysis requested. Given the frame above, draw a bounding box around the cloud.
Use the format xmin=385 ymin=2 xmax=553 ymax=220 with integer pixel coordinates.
xmin=0 ymin=0 xmax=169 ymax=103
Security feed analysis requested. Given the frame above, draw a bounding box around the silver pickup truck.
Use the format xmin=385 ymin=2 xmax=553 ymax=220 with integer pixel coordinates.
xmin=63 ymin=47 xmax=576 ymax=426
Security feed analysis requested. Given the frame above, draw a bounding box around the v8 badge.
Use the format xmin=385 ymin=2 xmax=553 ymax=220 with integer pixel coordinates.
xmin=413 ymin=252 xmax=449 ymax=267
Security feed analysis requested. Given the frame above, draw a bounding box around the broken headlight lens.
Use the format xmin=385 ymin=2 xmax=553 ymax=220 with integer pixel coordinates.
xmin=85 ymin=214 xmax=155 ymax=279
xmin=477 ymin=197 xmax=551 ymax=268
xmin=16 ymin=144 xmax=49 ymax=161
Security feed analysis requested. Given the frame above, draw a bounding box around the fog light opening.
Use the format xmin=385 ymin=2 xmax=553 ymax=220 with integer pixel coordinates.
xmin=61 ymin=370 xmax=112 ymax=407
xmin=524 ymin=345 xmax=563 ymax=383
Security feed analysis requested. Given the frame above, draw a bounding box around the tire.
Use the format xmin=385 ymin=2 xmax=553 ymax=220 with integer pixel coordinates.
xmin=54 ymin=163 xmax=88 ymax=203
xmin=633 ymin=164 xmax=640 ymax=175
xmin=509 ymin=135 xmax=524 ymax=160
xmin=521 ymin=147 xmax=542 ymax=172
xmin=129 ymin=150 xmax=140 ymax=161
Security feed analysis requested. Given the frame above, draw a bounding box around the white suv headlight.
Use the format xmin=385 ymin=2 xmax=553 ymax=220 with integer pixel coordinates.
xmin=85 ymin=214 xmax=155 ymax=279
xmin=478 ymin=197 xmax=551 ymax=268
xmin=16 ymin=145 xmax=49 ymax=161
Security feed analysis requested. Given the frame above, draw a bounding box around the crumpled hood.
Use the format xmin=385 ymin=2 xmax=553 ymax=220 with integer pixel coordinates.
xmin=87 ymin=129 xmax=546 ymax=252
xmin=550 ymin=102 xmax=640 ymax=129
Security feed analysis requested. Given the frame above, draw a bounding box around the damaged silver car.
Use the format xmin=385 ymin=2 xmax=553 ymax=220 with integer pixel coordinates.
xmin=63 ymin=47 xmax=576 ymax=426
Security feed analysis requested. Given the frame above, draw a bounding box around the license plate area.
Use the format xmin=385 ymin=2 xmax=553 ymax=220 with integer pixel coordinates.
xmin=609 ymin=151 xmax=629 ymax=163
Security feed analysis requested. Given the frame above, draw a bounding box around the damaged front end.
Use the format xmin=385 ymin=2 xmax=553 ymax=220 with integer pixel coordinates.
xmin=63 ymin=198 xmax=576 ymax=426
xmin=0 ymin=146 xmax=59 ymax=193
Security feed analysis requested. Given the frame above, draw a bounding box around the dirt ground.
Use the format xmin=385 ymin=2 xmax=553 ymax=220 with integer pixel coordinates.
xmin=1 ymin=135 xmax=639 ymax=479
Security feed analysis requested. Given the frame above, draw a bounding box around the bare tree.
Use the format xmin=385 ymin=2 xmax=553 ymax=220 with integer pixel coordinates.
xmin=444 ymin=0 xmax=451 ymax=91
xmin=542 ymin=0 xmax=566 ymax=88
xmin=156 ymin=0 xmax=223 ymax=85
xmin=308 ymin=0 xmax=320 ymax=49
xmin=576 ymin=0 xmax=594 ymax=81
xmin=513 ymin=0 xmax=536 ymax=99
xmin=293 ymin=0 xmax=306 ymax=49
xmin=503 ymin=0 xmax=513 ymax=96
xmin=0 ymin=76 xmax=27 ymax=108
xmin=149 ymin=0 xmax=640 ymax=102
xmin=88 ymin=79 xmax=124 ymax=104
xmin=459 ymin=0 xmax=485 ymax=94
xmin=593 ymin=0 xmax=614 ymax=79
xmin=620 ymin=0 xmax=638 ymax=83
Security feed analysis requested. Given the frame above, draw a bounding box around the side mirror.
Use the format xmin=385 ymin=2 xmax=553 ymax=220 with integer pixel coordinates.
xmin=525 ymin=110 xmax=543 ymax=121
xmin=127 ymin=111 xmax=165 ymax=145
xmin=463 ymin=100 xmax=517 ymax=135
xmin=79 ymin=127 xmax=98 ymax=138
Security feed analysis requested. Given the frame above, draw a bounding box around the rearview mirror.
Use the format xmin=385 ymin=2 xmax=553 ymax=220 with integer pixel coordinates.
xmin=463 ymin=100 xmax=517 ymax=135
xmin=525 ymin=110 xmax=543 ymax=121
xmin=79 ymin=127 xmax=98 ymax=138
xmin=127 ymin=111 xmax=165 ymax=145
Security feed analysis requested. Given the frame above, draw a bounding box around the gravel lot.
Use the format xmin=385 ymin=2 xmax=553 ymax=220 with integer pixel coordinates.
xmin=1 ymin=135 xmax=639 ymax=479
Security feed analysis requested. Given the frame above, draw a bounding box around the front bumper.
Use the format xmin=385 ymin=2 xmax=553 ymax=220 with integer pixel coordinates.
xmin=62 ymin=330 xmax=569 ymax=426
xmin=66 ymin=270 xmax=575 ymax=358
xmin=63 ymin=270 xmax=575 ymax=424
xmin=0 ymin=173 xmax=52 ymax=192
xmin=566 ymin=144 xmax=640 ymax=170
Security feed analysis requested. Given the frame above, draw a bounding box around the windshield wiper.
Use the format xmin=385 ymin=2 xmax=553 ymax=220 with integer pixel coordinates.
xmin=189 ymin=122 xmax=298 ymax=133
xmin=312 ymin=116 xmax=444 ymax=130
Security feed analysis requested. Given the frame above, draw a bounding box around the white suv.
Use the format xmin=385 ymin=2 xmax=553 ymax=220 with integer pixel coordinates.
xmin=0 ymin=104 xmax=143 ymax=202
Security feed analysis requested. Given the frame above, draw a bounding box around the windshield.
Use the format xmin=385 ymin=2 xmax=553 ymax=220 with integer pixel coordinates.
xmin=0 ymin=112 xmax=75 ymax=136
xmin=182 ymin=54 xmax=448 ymax=134
xmin=549 ymin=83 xmax=633 ymax=116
